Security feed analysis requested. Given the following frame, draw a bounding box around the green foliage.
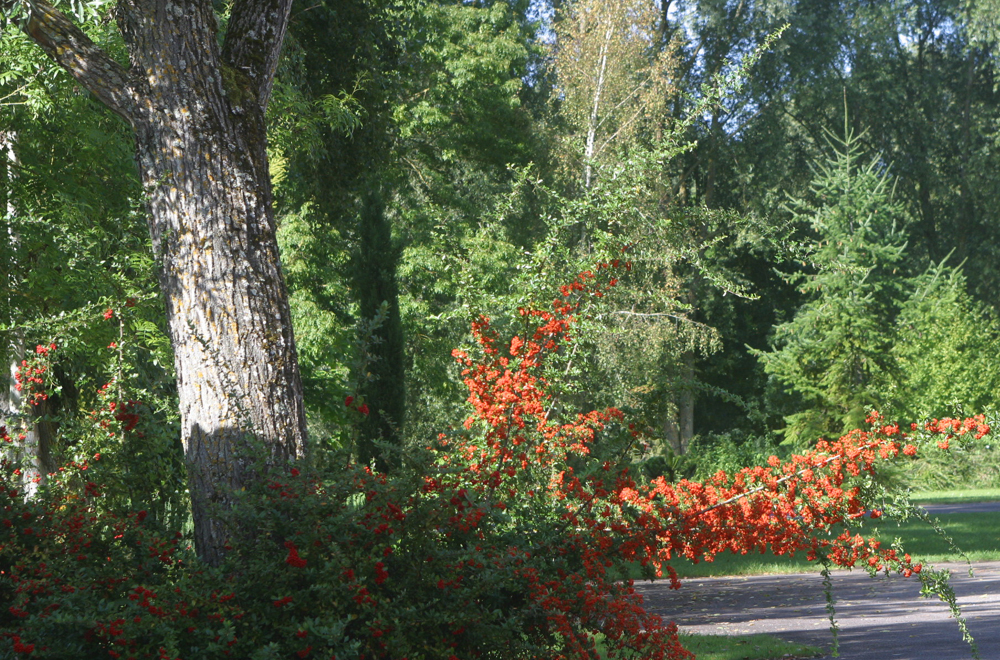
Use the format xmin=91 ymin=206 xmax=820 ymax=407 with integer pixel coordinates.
xmin=275 ymin=204 xmax=354 ymax=440
xmin=391 ymin=0 xmax=535 ymax=182
xmin=266 ymin=0 xmax=402 ymax=442
xmin=1 ymin=7 xmax=185 ymax=525
xmin=686 ymin=431 xmax=777 ymax=480
xmin=887 ymin=262 xmax=1000 ymax=421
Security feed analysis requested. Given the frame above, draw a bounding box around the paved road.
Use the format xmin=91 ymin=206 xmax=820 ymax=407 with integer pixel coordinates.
xmin=635 ymin=562 xmax=1000 ymax=659
xmin=921 ymin=501 xmax=1000 ymax=515
xmin=633 ymin=501 xmax=1000 ymax=659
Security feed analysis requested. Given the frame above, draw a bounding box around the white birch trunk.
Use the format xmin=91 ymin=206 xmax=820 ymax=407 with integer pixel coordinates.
xmin=1 ymin=131 xmax=48 ymax=497
xmin=584 ymin=21 xmax=614 ymax=190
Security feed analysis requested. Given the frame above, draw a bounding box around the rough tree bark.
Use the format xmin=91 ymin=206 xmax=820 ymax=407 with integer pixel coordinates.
xmin=2 ymin=0 xmax=308 ymax=565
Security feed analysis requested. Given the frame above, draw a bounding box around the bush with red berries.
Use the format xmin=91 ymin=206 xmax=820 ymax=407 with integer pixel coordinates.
xmin=0 ymin=264 xmax=989 ymax=659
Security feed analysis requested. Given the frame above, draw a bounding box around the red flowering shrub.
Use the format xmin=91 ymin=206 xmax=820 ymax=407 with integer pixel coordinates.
xmin=0 ymin=265 xmax=990 ymax=659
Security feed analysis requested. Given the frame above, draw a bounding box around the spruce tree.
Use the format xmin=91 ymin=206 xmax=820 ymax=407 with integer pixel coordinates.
xmin=758 ymin=127 xmax=909 ymax=445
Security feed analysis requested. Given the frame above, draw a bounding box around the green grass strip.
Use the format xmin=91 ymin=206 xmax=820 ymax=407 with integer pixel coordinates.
xmin=679 ymin=633 xmax=822 ymax=660
xmin=593 ymin=632 xmax=821 ymax=659
xmin=911 ymin=488 xmax=1000 ymax=505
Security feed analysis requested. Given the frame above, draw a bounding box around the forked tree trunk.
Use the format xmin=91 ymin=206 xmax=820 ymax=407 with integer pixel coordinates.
xmin=10 ymin=0 xmax=308 ymax=565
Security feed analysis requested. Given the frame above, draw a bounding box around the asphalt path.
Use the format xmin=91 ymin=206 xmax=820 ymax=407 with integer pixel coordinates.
xmin=921 ymin=501 xmax=1000 ymax=515
xmin=634 ymin=502 xmax=1000 ymax=660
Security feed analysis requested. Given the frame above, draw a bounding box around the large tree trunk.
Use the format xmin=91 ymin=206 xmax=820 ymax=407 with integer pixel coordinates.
xmin=11 ymin=0 xmax=308 ymax=565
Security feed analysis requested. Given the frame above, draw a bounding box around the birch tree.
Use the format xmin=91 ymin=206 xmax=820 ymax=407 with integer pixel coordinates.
xmin=552 ymin=0 xmax=676 ymax=189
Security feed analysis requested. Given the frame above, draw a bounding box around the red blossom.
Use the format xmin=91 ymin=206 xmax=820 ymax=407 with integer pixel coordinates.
xmin=12 ymin=637 xmax=35 ymax=654
xmin=374 ymin=561 xmax=389 ymax=585
xmin=284 ymin=541 xmax=307 ymax=568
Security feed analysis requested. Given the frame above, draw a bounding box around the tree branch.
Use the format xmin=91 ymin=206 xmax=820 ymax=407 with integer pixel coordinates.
xmin=11 ymin=0 xmax=137 ymax=123
xmin=222 ymin=0 xmax=293 ymax=110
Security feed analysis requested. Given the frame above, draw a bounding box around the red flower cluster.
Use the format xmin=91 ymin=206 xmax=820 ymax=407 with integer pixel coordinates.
xmin=114 ymin=401 xmax=143 ymax=433
xmin=345 ymin=395 xmax=370 ymax=416
xmin=284 ymin=541 xmax=307 ymax=568
xmin=90 ymin=398 xmax=144 ymax=439
xmin=10 ymin=636 xmax=33 ymax=654
xmin=923 ymin=415 xmax=990 ymax=440
xmin=437 ymin=262 xmax=989 ymax=658
xmin=13 ymin=344 xmax=57 ymax=406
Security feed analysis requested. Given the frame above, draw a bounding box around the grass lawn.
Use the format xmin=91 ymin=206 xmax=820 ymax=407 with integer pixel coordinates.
xmin=873 ymin=510 xmax=1000 ymax=563
xmin=679 ymin=633 xmax=821 ymax=660
xmin=593 ymin=632 xmax=821 ymax=660
xmin=911 ymin=487 xmax=1000 ymax=504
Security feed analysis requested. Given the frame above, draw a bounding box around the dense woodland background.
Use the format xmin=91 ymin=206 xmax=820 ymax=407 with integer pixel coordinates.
xmin=4 ymin=0 xmax=1000 ymax=504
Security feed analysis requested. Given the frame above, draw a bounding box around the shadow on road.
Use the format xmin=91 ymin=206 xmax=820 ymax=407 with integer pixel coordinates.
xmin=634 ymin=561 xmax=1000 ymax=660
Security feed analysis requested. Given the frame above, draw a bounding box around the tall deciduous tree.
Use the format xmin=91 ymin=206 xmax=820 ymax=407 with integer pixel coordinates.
xmin=1 ymin=0 xmax=307 ymax=565
xmin=1 ymin=24 xmax=182 ymax=515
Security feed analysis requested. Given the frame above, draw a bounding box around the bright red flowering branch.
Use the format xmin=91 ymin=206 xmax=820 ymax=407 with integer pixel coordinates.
xmin=445 ymin=262 xmax=990 ymax=658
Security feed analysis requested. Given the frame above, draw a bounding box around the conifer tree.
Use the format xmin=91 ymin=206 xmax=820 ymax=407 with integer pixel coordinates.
xmin=354 ymin=188 xmax=405 ymax=470
xmin=758 ymin=127 xmax=909 ymax=445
